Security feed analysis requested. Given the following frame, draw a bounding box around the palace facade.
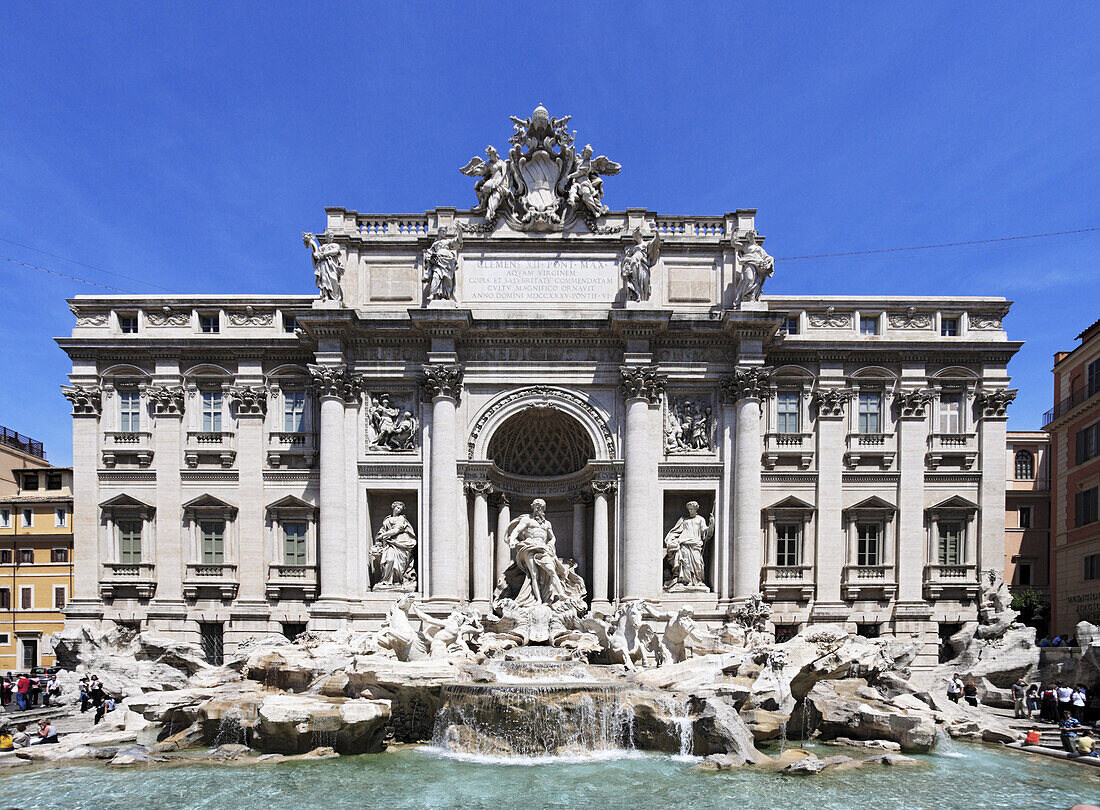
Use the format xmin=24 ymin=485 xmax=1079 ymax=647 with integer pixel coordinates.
xmin=59 ymin=109 xmax=1020 ymax=667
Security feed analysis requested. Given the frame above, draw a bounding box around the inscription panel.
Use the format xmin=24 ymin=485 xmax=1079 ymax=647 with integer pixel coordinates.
xmin=463 ymin=256 xmax=620 ymax=303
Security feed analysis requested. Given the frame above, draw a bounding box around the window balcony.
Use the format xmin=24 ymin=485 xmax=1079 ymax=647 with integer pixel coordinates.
xmin=183 ymin=562 xmax=239 ymax=600
xmin=926 ymin=433 xmax=978 ymax=469
xmin=102 ymin=431 xmax=153 ymax=468
xmin=923 ymin=563 xmax=979 ymax=600
xmin=99 ymin=561 xmax=156 ymax=600
xmin=763 ymin=432 xmax=815 ymax=469
xmin=185 ymin=431 xmax=236 ymax=468
xmin=761 ymin=565 xmax=815 ymax=601
xmin=842 ymin=564 xmax=897 ymax=600
xmin=266 ymin=563 xmax=319 ymax=601
xmin=844 ymin=433 xmax=896 ymax=469
xmin=267 ymin=431 xmax=317 ymax=467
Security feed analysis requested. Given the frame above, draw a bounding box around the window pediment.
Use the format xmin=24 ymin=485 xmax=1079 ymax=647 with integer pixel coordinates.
xmin=843 ymin=495 xmax=897 ymax=518
xmin=183 ymin=493 xmax=238 ymax=518
xmin=763 ymin=495 xmax=816 ymax=517
xmin=99 ymin=494 xmax=155 ymax=517
xmin=266 ymin=495 xmax=317 ymax=517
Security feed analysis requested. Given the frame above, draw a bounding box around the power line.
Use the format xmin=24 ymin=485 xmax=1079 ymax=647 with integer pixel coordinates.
xmin=777 ymin=227 xmax=1099 ymax=261
xmin=0 ymin=236 xmax=174 ymax=292
xmin=0 ymin=254 xmax=133 ymax=293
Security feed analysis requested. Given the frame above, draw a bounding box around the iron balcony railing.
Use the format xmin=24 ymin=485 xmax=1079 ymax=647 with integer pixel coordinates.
xmin=1044 ymin=383 xmax=1100 ymax=427
xmin=0 ymin=426 xmax=44 ymax=459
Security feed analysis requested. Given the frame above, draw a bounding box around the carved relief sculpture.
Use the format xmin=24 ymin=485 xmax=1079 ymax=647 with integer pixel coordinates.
xmin=663 ymin=501 xmax=714 ymax=591
xmin=302 ymin=232 xmax=344 ymax=303
xmin=229 ymin=385 xmax=268 ymax=416
xmin=808 ymin=306 xmax=852 ymax=328
xmin=227 ymin=306 xmax=274 ymax=327
xmin=731 ymin=230 xmax=774 ymax=308
xmin=968 ymin=306 xmax=1010 ymax=330
xmin=422 ymin=228 xmax=462 ymax=302
xmin=146 ymin=307 xmax=190 ymax=327
xmin=370 ymin=501 xmax=417 ymax=589
xmin=664 ymin=396 xmax=716 ymax=453
xmin=147 ymin=385 xmax=185 ymax=415
xmin=620 ymin=228 xmax=661 ymax=302
xmin=620 ymin=365 xmax=666 ymax=405
xmin=888 ymin=307 xmax=933 ymax=329
xmin=365 ymin=393 xmax=418 ymax=451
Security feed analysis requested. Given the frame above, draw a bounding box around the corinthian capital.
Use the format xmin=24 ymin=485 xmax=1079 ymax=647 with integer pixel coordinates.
xmin=894 ymin=388 xmax=933 ymax=419
xmin=229 ymin=385 xmax=268 ymax=416
xmin=419 ymin=363 xmax=464 ymax=402
xmin=147 ymin=385 xmax=186 ymax=416
xmin=308 ymin=364 xmax=362 ymax=404
xmin=812 ymin=388 xmax=850 ymax=418
xmin=619 ymin=365 xmax=665 ymax=405
xmin=975 ymin=388 xmax=1017 ymax=419
xmin=62 ymin=384 xmax=102 ymax=416
xmin=722 ymin=366 xmax=772 ymax=403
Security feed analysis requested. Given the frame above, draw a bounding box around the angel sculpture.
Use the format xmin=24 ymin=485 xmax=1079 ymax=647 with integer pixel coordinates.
xmin=302 ymin=232 xmax=343 ymax=302
xmin=620 ymin=227 xmax=661 ymax=302
xmin=422 ymin=228 xmax=462 ymax=301
xmin=732 ymin=231 xmax=774 ymax=308
xmin=565 ymin=144 xmax=620 ymax=218
xmin=459 ymin=146 xmax=511 ymax=222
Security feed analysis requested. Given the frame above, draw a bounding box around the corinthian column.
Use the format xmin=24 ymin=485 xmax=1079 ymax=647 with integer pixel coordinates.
xmin=467 ymin=481 xmax=493 ymax=603
xmin=723 ymin=366 xmax=771 ymax=600
xmin=492 ymin=492 xmax=510 ymax=584
xmin=420 ymin=363 xmax=464 ymax=602
xmin=620 ymin=366 xmax=665 ymax=599
xmin=591 ymin=481 xmax=615 ymax=604
xmin=310 ymin=364 xmax=360 ymax=603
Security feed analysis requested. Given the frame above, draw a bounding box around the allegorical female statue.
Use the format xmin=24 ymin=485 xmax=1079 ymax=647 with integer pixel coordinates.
xmin=620 ymin=227 xmax=661 ymax=302
xmin=663 ymin=501 xmax=713 ymax=591
xmin=302 ymin=231 xmax=344 ymax=302
xmin=423 ymin=228 xmax=462 ymax=301
xmin=371 ymin=501 xmax=417 ymax=588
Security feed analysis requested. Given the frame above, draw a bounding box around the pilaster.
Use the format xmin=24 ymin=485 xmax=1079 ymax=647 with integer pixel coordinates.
xmin=619 ymin=365 xmax=664 ymax=599
xmin=62 ymin=384 xmax=104 ymax=612
xmin=229 ymin=382 xmax=267 ymax=603
xmin=420 ymin=363 xmax=464 ymax=602
xmin=896 ymin=388 xmax=931 ymax=603
xmin=811 ymin=387 xmax=849 ymax=612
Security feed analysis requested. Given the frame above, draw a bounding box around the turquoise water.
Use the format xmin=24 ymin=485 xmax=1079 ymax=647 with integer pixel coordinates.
xmin=1 ymin=744 xmax=1097 ymax=810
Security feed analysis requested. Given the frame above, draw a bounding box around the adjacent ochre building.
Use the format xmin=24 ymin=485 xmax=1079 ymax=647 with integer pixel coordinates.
xmin=58 ymin=108 xmax=1021 ymax=668
xmin=1046 ymin=319 xmax=1100 ymax=634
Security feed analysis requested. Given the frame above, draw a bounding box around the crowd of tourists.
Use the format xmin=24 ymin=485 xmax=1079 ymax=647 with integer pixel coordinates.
xmin=1011 ymin=680 xmax=1092 ymax=723
xmin=0 ymin=718 xmax=58 ymax=749
xmin=0 ymin=672 xmax=61 ymax=711
xmin=77 ymin=675 xmax=117 ymax=724
xmin=1038 ymin=635 xmax=1078 ymax=648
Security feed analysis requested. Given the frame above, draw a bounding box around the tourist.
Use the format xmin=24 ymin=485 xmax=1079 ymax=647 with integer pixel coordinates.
xmin=42 ymin=674 xmax=59 ymax=707
xmin=1024 ymin=727 xmax=1042 ymax=746
xmin=1059 ymin=715 xmax=1083 ymax=753
xmin=33 ymin=719 xmax=57 ymax=745
xmin=0 ymin=725 xmax=12 ymax=750
xmin=946 ymin=673 xmax=964 ymax=703
xmin=1038 ymin=636 xmax=1051 ymax=647
xmin=89 ymin=677 xmax=105 ymax=711
xmin=1012 ymin=678 xmax=1029 ymax=719
xmin=10 ymin=724 xmax=30 ymax=748
xmin=1057 ymin=682 xmax=1074 ymax=719
xmin=78 ymin=677 xmax=91 ymax=712
xmin=94 ymin=694 xmax=116 ymax=725
xmin=963 ymin=681 xmax=979 ymax=707
xmin=1026 ymin=684 xmax=1040 ymax=718
xmin=1041 ymin=684 xmax=1058 ymax=722
xmin=1053 ymin=635 xmax=1064 ymax=647
xmin=1072 ymin=684 xmax=1088 ymax=721
xmin=1076 ymin=729 xmax=1097 ymax=757
xmin=14 ymin=673 xmax=30 ymax=711
xmin=27 ymin=674 xmax=41 ymax=707
xmin=0 ymin=674 xmax=10 ymax=707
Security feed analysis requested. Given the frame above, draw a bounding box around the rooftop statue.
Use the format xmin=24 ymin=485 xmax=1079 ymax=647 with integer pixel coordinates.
xmin=620 ymin=227 xmax=661 ymax=302
xmin=459 ymin=145 xmax=512 ymax=222
xmin=564 ymin=144 xmax=620 ymax=219
xmin=423 ymin=228 xmax=462 ymax=301
xmin=302 ymin=231 xmax=344 ymax=303
xmin=732 ymin=229 xmax=774 ymax=308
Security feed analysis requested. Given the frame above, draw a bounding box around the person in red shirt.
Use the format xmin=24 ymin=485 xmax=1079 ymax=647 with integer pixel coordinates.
xmin=14 ymin=675 xmax=30 ymax=711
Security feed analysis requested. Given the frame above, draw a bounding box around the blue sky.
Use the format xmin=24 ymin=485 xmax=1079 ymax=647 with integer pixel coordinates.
xmin=1 ymin=2 xmax=1097 ymax=466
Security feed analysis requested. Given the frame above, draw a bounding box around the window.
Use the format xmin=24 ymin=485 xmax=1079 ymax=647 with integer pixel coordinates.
xmin=0 ymin=634 xmax=6 ymax=646
xmin=20 ymin=586 xmax=32 ymax=610
xmin=775 ymin=523 xmax=800 ymax=567
xmin=21 ymin=473 xmax=38 ymax=491
xmin=119 ymin=391 xmax=141 ymax=432
xmin=1015 ymin=450 xmax=1035 ymax=479
xmin=201 ymin=390 xmax=223 ymax=432
xmin=779 ymin=316 xmax=799 ymax=335
xmin=938 ymin=394 xmax=962 ymax=433
xmin=55 ymin=507 xmax=67 ymax=528
xmin=856 ymin=623 xmax=880 ymax=638
xmin=859 ymin=316 xmax=878 ymax=336
xmin=941 ymin=317 xmax=959 ymax=336
xmin=0 ymin=509 xmax=10 ymax=529
xmin=118 ymin=520 xmax=143 ymax=564
xmin=200 ymin=313 xmax=220 ymax=334
xmin=1075 ymin=422 xmax=1100 ymax=465
xmin=858 ymin=393 xmax=882 ymax=434
xmin=1076 ymin=487 xmax=1099 ymax=527
xmin=53 ymin=586 xmax=66 ymax=610
xmin=50 ymin=548 xmax=68 ymax=563
xmin=0 ymin=589 xmax=8 ymax=609
xmin=776 ymin=393 xmax=800 ymax=434
xmin=284 ymin=391 xmax=307 ymax=432
xmin=937 ymin=522 xmax=963 ymax=566
xmin=200 ymin=622 xmax=224 ymax=665
xmin=118 ymin=315 xmax=138 ymax=334
xmin=46 ymin=472 xmax=62 ymax=490
xmin=856 ymin=523 xmax=880 ymax=566
xmin=1016 ymin=561 xmax=1033 ymax=586
xmin=17 ymin=548 xmax=33 ymax=565
xmin=773 ymin=624 xmax=799 ymax=643
xmin=0 ymin=550 xmax=10 ymax=564
xmin=283 ymin=314 xmax=298 ymax=333
xmin=283 ymin=522 xmax=308 ymax=566
xmin=1089 ymin=358 xmax=1100 ymax=397
xmin=20 ymin=509 xmax=32 ymax=528
xmin=201 ymin=520 xmax=225 ymax=564
xmin=1018 ymin=506 xmax=1033 ymax=529
xmin=1084 ymin=554 xmax=1099 ymax=581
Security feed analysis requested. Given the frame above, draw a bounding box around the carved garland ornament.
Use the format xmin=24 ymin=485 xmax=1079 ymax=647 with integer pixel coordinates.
xmin=418 ymin=364 xmax=464 ymax=402
xmin=968 ymin=307 xmax=1010 ymax=330
xmin=308 ymin=364 xmax=362 ymax=404
xmin=146 ymin=307 xmax=191 ymax=327
xmin=227 ymin=306 xmax=275 ymax=327
xmin=62 ymin=385 xmax=102 ymax=416
xmin=813 ymin=388 xmax=850 ymax=417
xmin=887 ymin=307 xmax=933 ymax=329
xmin=147 ymin=385 xmax=186 ymax=415
xmin=721 ymin=367 xmax=773 ymax=403
xmin=975 ymin=388 xmax=1017 ymax=418
xmin=620 ymin=366 xmax=666 ymax=405
xmin=808 ymin=307 xmax=851 ymax=328
xmin=894 ymin=388 xmax=933 ymax=418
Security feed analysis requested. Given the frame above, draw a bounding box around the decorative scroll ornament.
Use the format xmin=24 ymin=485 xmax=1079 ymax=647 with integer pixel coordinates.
xmin=302 ymin=231 xmax=344 ymax=303
xmin=812 ymin=388 xmax=850 ymax=417
xmin=69 ymin=304 xmax=108 ymax=327
xmin=308 ymin=364 xmax=362 ymax=403
xmin=62 ymin=385 xmax=102 ymax=416
xmin=808 ymin=306 xmax=851 ymax=328
xmin=460 ymin=105 xmax=620 ymax=233
xmin=894 ymin=388 xmax=933 ymax=418
xmin=722 ymin=367 xmax=773 ymax=403
xmin=423 ymin=228 xmax=462 ymax=301
xmin=146 ymin=307 xmax=191 ymax=327
xmin=731 ymin=230 xmax=774 ymax=308
xmin=227 ymin=306 xmax=274 ymax=327
xmin=665 ymin=396 xmax=716 ymax=453
xmin=620 ymin=228 xmax=661 ymax=302
xmin=229 ymin=385 xmax=268 ymax=416
xmin=147 ymin=385 xmax=186 ymax=415
xmin=968 ymin=307 xmax=1009 ymax=330
xmin=888 ymin=307 xmax=933 ymax=329
xmin=975 ymin=388 xmax=1017 ymax=418
xmin=419 ymin=363 xmax=464 ymax=402
xmin=620 ymin=365 xmax=666 ymax=405
xmin=365 ymin=393 xmax=418 ymax=451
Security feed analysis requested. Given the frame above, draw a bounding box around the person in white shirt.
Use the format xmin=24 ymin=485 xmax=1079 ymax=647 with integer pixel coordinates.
xmin=946 ymin=674 xmax=964 ymax=703
xmin=1072 ymin=685 xmax=1088 ymax=722
xmin=1056 ymin=682 xmax=1074 ymax=720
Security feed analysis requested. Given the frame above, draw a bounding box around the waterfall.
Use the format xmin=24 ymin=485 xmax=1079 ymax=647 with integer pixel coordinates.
xmin=652 ymin=693 xmax=694 ymax=759
xmin=212 ymin=712 xmax=247 ymax=747
xmin=934 ymin=726 xmax=965 ymax=758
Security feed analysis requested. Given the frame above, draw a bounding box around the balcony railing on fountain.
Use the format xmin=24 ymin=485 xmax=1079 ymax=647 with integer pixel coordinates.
xmin=844 ymin=433 xmax=896 ymax=469
xmin=763 ymin=432 xmax=815 ymax=469
xmin=842 ymin=564 xmax=897 ymax=600
xmin=100 ymin=561 xmax=156 ymax=600
xmin=267 ymin=431 xmax=316 ymax=467
xmin=183 ymin=563 xmax=239 ymax=600
xmin=923 ymin=563 xmax=979 ymax=600
xmin=1043 ymin=382 xmax=1100 ymax=426
xmin=926 ymin=432 xmax=978 ymax=469
xmin=266 ymin=564 xmax=319 ymax=601
xmin=185 ymin=431 xmax=236 ymax=468
xmin=102 ymin=432 xmax=153 ymax=468
xmin=761 ymin=565 xmax=815 ymax=600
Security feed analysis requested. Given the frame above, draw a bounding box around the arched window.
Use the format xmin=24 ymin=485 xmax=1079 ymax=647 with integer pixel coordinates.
xmin=1015 ymin=450 xmax=1034 ymax=480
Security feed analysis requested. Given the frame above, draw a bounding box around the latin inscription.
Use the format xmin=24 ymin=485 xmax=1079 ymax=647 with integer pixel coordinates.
xmin=464 ymin=257 xmax=619 ymax=303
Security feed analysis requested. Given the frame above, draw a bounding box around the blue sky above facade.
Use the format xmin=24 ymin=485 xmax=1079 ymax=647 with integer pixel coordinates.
xmin=1 ymin=2 xmax=1097 ymax=465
